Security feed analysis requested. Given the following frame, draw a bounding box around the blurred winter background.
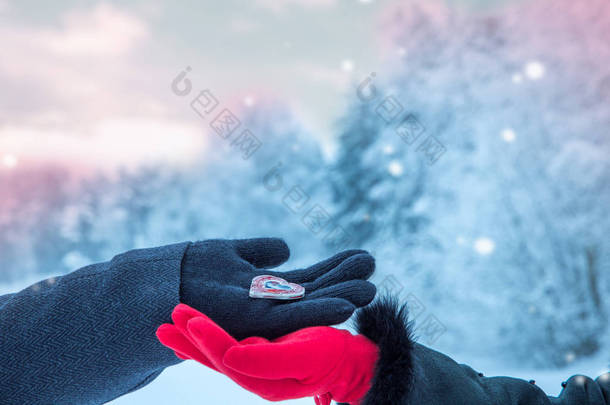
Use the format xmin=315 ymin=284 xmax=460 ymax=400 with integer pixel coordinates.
xmin=1 ymin=0 xmax=609 ymax=403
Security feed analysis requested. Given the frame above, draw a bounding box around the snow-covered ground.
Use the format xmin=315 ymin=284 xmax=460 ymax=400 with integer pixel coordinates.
xmin=111 ymin=362 xmax=311 ymax=405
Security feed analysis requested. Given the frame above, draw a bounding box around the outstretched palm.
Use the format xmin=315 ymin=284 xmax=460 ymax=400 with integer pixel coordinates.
xmin=180 ymin=238 xmax=376 ymax=339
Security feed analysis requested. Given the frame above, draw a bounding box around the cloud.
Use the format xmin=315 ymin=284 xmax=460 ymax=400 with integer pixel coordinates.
xmin=44 ymin=3 xmax=148 ymax=56
xmin=0 ymin=3 xmax=205 ymax=171
xmin=0 ymin=118 xmax=206 ymax=169
xmin=0 ymin=3 xmax=148 ymax=61
xmin=0 ymin=3 xmax=153 ymax=120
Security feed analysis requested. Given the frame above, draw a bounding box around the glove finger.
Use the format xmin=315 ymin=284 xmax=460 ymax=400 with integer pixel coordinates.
xmin=156 ymin=324 xmax=190 ymax=358
xmin=558 ymin=376 xmax=604 ymax=404
xmin=183 ymin=318 xmax=315 ymax=401
xmin=175 ymin=352 xmax=191 ymax=361
xmin=596 ymin=373 xmax=610 ymax=400
xmin=171 ymin=303 xmax=210 ymax=351
xmin=265 ymin=298 xmax=355 ymax=338
xmin=240 ymin=336 xmax=270 ymax=345
xmin=233 ymin=238 xmax=290 ymax=269
xmin=315 ymin=393 xmax=332 ymax=405
xmin=305 ymin=279 xmax=376 ymax=308
xmin=172 ymin=303 xmax=206 ymax=335
xmin=303 ymin=253 xmax=375 ymax=292
xmin=180 ymin=316 xmax=324 ymax=402
xmin=271 ymin=249 xmax=367 ymax=284
xmin=174 ymin=315 xmax=311 ymax=400
xmin=223 ymin=327 xmax=345 ymax=380
xmin=156 ymin=324 xmax=218 ymax=370
xmin=187 ymin=316 xmax=239 ymax=370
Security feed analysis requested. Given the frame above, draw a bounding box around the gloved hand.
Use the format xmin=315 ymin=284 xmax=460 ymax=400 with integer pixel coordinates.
xmin=156 ymin=304 xmax=379 ymax=405
xmin=549 ymin=375 xmax=610 ymax=405
xmin=180 ymin=238 xmax=376 ymax=339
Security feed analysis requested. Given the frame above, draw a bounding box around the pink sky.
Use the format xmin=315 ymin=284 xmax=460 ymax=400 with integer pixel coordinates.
xmin=0 ymin=1 xmax=393 ymax=174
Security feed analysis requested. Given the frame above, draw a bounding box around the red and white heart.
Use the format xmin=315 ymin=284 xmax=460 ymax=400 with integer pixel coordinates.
xmin=249 ymin=275 xmax=305 ymax=300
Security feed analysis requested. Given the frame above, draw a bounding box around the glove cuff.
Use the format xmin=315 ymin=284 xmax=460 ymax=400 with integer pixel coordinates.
xmin=179 ymin=240 xmax=227 ymax=306
xmin=323 ymin=332 xmax=378 ymax=404
xmin=346 ymin=297 xmax=416 ymax=405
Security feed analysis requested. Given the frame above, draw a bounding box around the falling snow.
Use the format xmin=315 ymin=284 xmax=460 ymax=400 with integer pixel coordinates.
xmin=501 ymin=128 xmax=516 ymax=143
xmin=341 ymin=59 xmax=354 ymax=72
xmin=387 ymin=160 xmax=404 ymax=177
xmin=474 ymin=237 xmax=495 ymax=255
xmin=2 ymin=154 xmax=18 ymax=168
xmin=525 ymin=61 xmax=545 ymax=80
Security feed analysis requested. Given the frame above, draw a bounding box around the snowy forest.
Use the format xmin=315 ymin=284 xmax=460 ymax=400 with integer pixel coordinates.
xmin=1 ymin=0 xmax=609 ymax=380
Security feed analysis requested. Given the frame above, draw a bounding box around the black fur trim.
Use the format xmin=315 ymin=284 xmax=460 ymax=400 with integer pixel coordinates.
xmin=341 ymin=296 xmax=416 ymax=405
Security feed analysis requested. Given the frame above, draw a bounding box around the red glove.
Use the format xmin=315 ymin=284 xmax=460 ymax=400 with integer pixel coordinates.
xmin=156 ymin=304 xmax=379 ymax=405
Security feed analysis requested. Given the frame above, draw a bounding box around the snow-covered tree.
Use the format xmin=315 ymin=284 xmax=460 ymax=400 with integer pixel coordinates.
xmin=330 ymin=0 xmax=610 ymax=366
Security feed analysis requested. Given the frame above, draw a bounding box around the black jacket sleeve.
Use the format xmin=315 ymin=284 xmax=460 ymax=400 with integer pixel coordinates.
xmin=348 ymin=297 xmax=610 ymax=405
xmin=0 ymin=242 xmax=190 ymax=405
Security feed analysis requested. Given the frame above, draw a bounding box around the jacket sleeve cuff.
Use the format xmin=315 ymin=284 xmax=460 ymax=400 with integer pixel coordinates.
xmin=109 ymin=241 xmax=192 ymax=368
xmin=352 ymin=296 xmax=416 ymax=405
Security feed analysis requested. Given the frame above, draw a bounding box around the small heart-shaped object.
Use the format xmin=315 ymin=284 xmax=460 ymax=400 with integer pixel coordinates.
xmin=249 ymin=275 xmax=305 ymax=300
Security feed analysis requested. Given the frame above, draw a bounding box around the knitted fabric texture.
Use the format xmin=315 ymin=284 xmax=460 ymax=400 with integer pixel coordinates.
xmin=180 ymin=238 xmax=376 ymax=340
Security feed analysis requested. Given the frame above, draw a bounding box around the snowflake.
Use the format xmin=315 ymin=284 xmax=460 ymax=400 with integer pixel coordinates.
xmin=2 ymin=154 xmax=18 ymax=168
xmin=387 ymin=160 xmax=404 ymax=177
xmin=525 ymin=61 xmax=545 ymax=80
xmin=474 ymin=237 xmax=495 ymax=255
xmin=383 ymin=144 xmax=395 ymax=155
xmin=341 ymin=59 xmax=354 ymax=72
xmin=243 ymin=96 xmax=255 ymax=107
xmin=512 ymin=73 xmax=523 ymax=84
xmin=501 ymin=128 xmax=516 ymax=143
